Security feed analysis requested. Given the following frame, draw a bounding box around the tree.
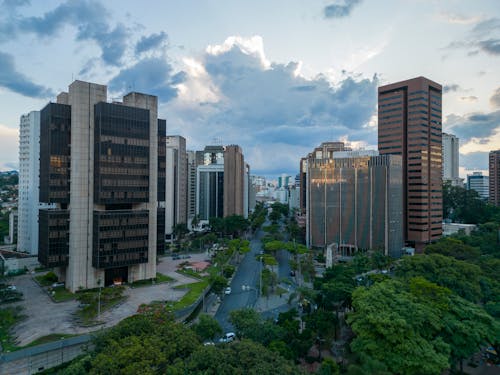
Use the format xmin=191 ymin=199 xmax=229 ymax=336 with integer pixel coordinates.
xmin=424 ymin=237 xmax=481 ymax=261
xmin=192 ymin=314 xmax=222 ymax=341
xmin=395 ymin=253 xmax=483 ymax=302
xmin=173 ymin=223 xmax=189 ymax=244
xmin=228 ymin=238 xmax=250 ymax=262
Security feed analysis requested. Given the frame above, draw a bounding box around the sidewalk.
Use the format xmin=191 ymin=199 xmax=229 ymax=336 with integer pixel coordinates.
xmin=254 ymin=284 xmax=292 ymax=312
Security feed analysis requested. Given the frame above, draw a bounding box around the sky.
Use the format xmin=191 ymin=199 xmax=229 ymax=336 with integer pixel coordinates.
xmin=0 ymin=0 xmax=499 ymax=178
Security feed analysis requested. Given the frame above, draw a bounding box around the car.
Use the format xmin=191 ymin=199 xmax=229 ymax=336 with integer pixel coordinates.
xmin=180 ymin=255 xmax=191 ymax=259
xmin=289 ymin=270 xmax=296 ymax=277
xmin=51 ymin=282 xmax=65 ymax=288
xmin=6 ymin=285 xmax=16 ymax=291
xmin=219 ymin=332 xmax=236 ymax=343
xmin=203 ymin=341 xmax=215 ymax=346
xmin=172 ymin=255 xmax=180 ymax=260
xmin=224 ymin=287 xmax=232 ymax=295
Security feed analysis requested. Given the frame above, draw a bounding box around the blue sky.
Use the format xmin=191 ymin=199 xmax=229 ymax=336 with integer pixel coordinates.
xmin=0 ymin=0 xmax=499 ymax=178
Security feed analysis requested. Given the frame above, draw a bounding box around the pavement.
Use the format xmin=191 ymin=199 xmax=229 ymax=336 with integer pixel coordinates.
xmin=8 ymin=253 xmax=207 ymax=347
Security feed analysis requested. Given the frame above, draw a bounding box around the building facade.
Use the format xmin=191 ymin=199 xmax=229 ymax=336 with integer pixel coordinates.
xmin=187 ymin=151 xmax=197 ymax=222
xmin=305 ymin=148 xmax=403 ymax=257
xmin=18 ymin=111 xmax=43 ymax=254
xmin=165 ymin=136 xmax=187 ymax=240
xmin=378 ymin=76 xmax=443 ymax=251
xmin=468 ymin=172 xmax=489 ymax=200
xmin=38 ymin=80 xmax=161 ymax=291
xmin=489 ymin=150 xmax=500 ymax=206
xmin=442 ymin=133 xmax=461 ymax=186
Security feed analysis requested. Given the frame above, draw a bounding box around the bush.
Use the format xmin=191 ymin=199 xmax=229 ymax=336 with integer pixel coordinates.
xmin=43 ymin=271 xmax=58 ymax=283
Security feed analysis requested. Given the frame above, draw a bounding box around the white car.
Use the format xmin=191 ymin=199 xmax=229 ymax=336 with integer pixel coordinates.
xmin=219 ymin=332 xmax=236 ymax=343
xmin=224 ymin=287 xmax=232 ymax=295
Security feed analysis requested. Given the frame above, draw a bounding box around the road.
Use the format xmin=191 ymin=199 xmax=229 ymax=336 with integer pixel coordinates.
xmin=214 ymin=228 xmax=263 ymax=333
xmin=214 ymin=220 xmax=296 ymax=334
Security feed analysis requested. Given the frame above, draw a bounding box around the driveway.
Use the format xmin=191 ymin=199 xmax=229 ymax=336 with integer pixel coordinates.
xmin=8 ymin=254 xmax=204 ymax=347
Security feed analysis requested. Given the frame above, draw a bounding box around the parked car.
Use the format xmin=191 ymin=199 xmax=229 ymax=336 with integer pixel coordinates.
xmin=224 ymin=287 xmax=232 ymax=295
xmin=289 ymin=270 xmax=296 ymax=277
xmin=219 ymin=332 xmax=236 ymax=343
xmin=51 ymin=282 xmax=65 ymax=288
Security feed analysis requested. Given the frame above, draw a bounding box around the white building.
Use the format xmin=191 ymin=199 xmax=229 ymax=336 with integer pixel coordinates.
xmin=442 ymin=133 xmax=462 ymax=186
xmin=165 ymin=136 xmax=187 ymax=240
xmin=18 ymin=111 xmax=42 ymax=254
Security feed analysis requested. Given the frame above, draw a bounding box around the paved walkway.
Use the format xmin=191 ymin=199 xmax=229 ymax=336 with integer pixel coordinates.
xmin=8 ymin=254 xmax=206 ymax=347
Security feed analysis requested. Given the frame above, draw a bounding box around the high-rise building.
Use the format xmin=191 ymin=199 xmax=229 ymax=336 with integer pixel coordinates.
xmin=378 ymin=76 xmax=442 ymax=251
xmin=489 ymin=150 xmax=500 ymax=206
xmin=224 ymin=145 xmax=246 ymax=217
xmin=299 ymin=142 xmax=350 ymax=216
xmin=38 ymin=80 xmax=161 ymax=291
xmin=468 ymin=172 xmax=489 ymax=200
xmin=157 ymin=120 xmax=166 ymax=255
xmin=196 ymin=145 xmax=248 ymax=221
xmin=165 ymin=136 xmax=187 ymax=240
xmin=187 ymin=151 xmax=197 ymax=222
xmin=7 ymin=211 xmax=18 ymax=245
xmin=18 ymin=111 xmax=45 ymax=254
xmin=442 ymin=133 xmax=461 ymax=186
xmin=305 ymin=147 xmax=403 ymax=257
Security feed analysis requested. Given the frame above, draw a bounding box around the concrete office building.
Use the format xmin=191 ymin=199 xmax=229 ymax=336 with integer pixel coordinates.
xmin=378 ymin=76 xmax=443 ymax=251
xmin=18 ymin=111 xmax=45 ymax=254
xmin=305 ymin=147 xmax=403 ymax=257
xmin=468 ymin=172 xmax=489 ymax=200
xmin=187 ymin=151 xmax=197 ymax=222
xmin=489 ymin=150 xmax=500 ymax=206
xmin=196 ymin=145 xmax=248 ymax=221
xmin=7 ymin=211 xmax=18 ymax=245
xmin=38 ymin=80 xmax=161 ymax=291
xmin=165 ymin=136 xmax=187 ymax=240
xmin=299 ymin=142 xmax=350 ymax=216
xmin=442 ymin=133 xmax=461 ymax=186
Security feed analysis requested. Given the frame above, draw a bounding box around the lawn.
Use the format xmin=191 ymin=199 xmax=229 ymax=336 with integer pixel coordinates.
xmin=21 ymin=333 xmax=77 ymax=349
xmin=176 ymin=268 xmax=205 ymax=280
xmin=0 ymin=306 xmax=25 ymax=352
xmin=51 ymin=286 xmax=75 ymax=302
xmin=171 ymin=280 xmax=209 ymax=311
xmin=34 ymin=274 xmax=53 ymax=287
xmin=76 ymin=286 xmax=126 ymax=325
xmin=130 ymin=272 xmax=175 ymax=288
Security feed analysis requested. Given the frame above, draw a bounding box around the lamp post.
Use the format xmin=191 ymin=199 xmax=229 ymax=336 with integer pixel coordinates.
xmin=97 ymin=278 xmax=102 ymax=321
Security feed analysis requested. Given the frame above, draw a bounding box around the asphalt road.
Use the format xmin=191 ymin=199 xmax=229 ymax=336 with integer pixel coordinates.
xmin=214 ymin=228 xmax=264 ymax=333
xmin=214 ymin=219 xmax=297 ymax=334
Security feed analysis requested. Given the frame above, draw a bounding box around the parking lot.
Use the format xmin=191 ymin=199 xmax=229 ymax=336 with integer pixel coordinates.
xmin=8 ymin=252 xmax=207 ymax=347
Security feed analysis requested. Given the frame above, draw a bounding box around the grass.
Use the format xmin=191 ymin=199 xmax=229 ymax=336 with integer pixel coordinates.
xmin=22 ymin=333 xmax=77 ymax=349
xmin=0 ymin=306 xmax=26 ymax=352
xmin=51 ymin=287 xmax=75 ymax=302
xmin=34 ymin=275 xmax=53 ymax=287
xmin=176 ymin=268 xmax=205 ymax=280
xmin=76 ymin=286 xmax=126 ymax=325
xmin=171 ymin=280 xmax=209 ymax=311
xmin=131 ymin=273 xmax=175 ymax=288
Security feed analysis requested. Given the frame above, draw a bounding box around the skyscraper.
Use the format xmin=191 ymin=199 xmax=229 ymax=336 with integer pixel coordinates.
xmin=305 ymin=146 xmax=403 ymax=257
xmin=468 ymin=172 xmax=489 ymax=200
xmin=38 ymin=80 xmax=161 ymax=291
xmin=186 ymin=151 xmax=197 ymax=222
xmin=165 ymin=136 xmax=187 ymax=240
xmin=442 ymin=133 xmax=461 ymax=186
xmin=223 ymin=145 xmax=246 ymax=217
xmin=489 ymin=150 xmax=500 ymax=206
xmin=378 ymin=76 xmax=442 ymax=251
xmin=18 ymin=111 xmax=44 ymax=255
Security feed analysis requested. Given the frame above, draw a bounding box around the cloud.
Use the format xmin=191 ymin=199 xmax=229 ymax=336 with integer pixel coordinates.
xmin=108 ymin=57 xmax=184 ymax=102
xmin=438 ymin=12 xmax=482 ymax=25
xmin=446 ymin=17 xmax=500 ymax=57
xmin=0 ymin=51 xmax=53 ymax=98
xmin=460 ymin=151 xmax=489 ymax=172
xmin=460 ymin=96 xmax=478 ymax=102
xmin=445 ymin=110 xmax=500 ymax=143
xmin=490 ymin=88 xmax=500 ymax=108
xmin=443 ymin=84 xmax=460 ymax=93
xmin=135 ymin=31 xmax=168 ymax=55
xmin=324 ymin=0 xmax=362 ymax=19
xmin=0 ymin=0 xmax=129 ymax=65
xmin=167 ymin=36 xmax=378 ymax=175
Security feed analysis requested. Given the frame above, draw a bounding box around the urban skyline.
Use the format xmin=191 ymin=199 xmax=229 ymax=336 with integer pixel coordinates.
xmin=0 ymin=1 xmax=499 ymax=178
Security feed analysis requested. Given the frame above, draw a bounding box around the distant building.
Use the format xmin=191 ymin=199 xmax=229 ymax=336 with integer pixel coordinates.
xmin=196 ymin=145 xmax=249 ymax=221
xmin=304 ymin=145 xmax=403 ymax=257
xmin=7 ymin=211 xmax=18 ymax=245
xmin=467 ymin=172 xmax=489 ymax=200
xmin=38 ymin=80 xmax=161 ymax=291
xmin=165 ymin=136 xmax=187 ymax=240
xmin=489 ymin=150 xmax=500 ymax=206
xmin=442 ymin=133 xmax=462 ymax=186
xmin=186 ymin=151 xmax=197 ymax=223
xmin=442 ymin=222 xmax=476 ymax=237
xmin=378 ymin=76 xmax=443 ymax=251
